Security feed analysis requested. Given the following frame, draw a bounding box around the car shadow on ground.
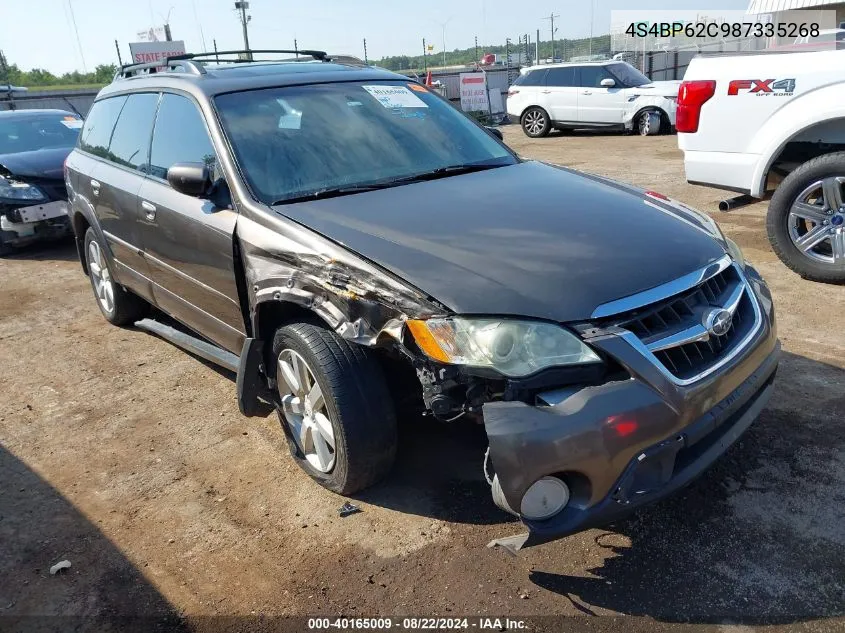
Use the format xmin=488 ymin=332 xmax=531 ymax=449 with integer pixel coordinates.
xmin=356 ymin=416 xmax=517 ymax=527
xmin=2 ymin=238 xmax=79 ymax=263
xmin=0 ymin=444 xmax=187 ymax=632
xmin=528 ymin=351 xmax=845 ymax=624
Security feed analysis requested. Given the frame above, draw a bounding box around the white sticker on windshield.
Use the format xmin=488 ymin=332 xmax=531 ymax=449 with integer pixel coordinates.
xmin=362 ymin=85 xmax=428 ymax=109
xmin=60 ymin=118 xmax=83 ymax=129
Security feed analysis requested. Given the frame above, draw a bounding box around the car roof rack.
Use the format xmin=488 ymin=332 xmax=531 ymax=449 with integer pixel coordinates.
xmin=113 ymin=49 xmax=331 ymax=81
xmin=171 ymin=49 xmax=330 ymax=62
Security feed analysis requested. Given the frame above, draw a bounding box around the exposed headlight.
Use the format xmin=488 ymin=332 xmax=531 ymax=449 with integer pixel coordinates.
xmin=724 ymin=237 xmax=746 ymax=267
xmin=406 ymin=317 xmax=601 ymax=377
xmin=0 ymin=176 xmax=47 ymax=202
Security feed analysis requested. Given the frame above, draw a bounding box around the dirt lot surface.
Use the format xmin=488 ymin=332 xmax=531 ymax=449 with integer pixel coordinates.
xmin=2 ymin=128 xmax=844 ymax=632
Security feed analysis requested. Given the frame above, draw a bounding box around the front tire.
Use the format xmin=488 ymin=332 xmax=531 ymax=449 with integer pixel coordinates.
xmin=637 ymin=110 xmax=662 ymax=136
xmin=84 ymin=228 xmax=148 ymax=325
xmin=272 ymin=322 xmax=397 ymax=495
xmin=521 ymin=107 xmax=551 ymax=138
xmin=766 ymin=152 xmax=845 ymax=284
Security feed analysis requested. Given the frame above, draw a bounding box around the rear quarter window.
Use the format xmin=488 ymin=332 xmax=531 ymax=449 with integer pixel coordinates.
xmin=514 ymin=70 xmax=548 ymax=87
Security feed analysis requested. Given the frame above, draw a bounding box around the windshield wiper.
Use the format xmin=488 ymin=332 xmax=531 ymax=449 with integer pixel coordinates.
xmin=271 ymin=163 xmax=505 ymax=206
xmin=271 ymin=184 xmax=389 ymax=206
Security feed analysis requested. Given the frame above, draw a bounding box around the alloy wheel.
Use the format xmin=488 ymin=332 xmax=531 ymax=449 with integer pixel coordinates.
xmin=788 ymin=177 xmax=845 ymax=265
xmin=87 ymin=240 xmax=114 ymax=314
xmin=523 ymin=110 xmax=545 ymax=136
xmin=277 ymin=349 xmax=336 ymax=473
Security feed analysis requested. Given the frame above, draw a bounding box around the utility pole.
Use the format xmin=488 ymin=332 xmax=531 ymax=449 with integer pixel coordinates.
xmin=363 ymin=38 xmax=368 ymax=65
xmin=422 ymin=38 xmax=427 ymax=72
xmin=164 ymin=23 xmax=172 ymax=41
xmin=474 ymin=36 xmax=478 ymax=64
xmin=213 ymin=39 xmax=219 ymax=62
xmin=536 ymin=28 xmax=540 ymax=63
xmin=234 ymin=1 xmax=251 ymax=58
xmin=589 ymin=0 xmax=594 ymax=57
xmin=543 ymin=13 xmax=560 ymax=61
xmin=294 ymin=39 xmax=299 ymax=58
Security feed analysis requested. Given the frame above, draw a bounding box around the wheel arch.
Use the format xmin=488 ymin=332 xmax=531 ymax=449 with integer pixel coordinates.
xmin=755 ymin=117 xmax=845 ymax=198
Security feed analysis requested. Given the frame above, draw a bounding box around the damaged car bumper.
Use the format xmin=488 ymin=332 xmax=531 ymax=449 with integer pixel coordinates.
xmin=484 ymin=261 xmax=778 ymax=551
xmin=1 ymin=199 xmax=71 ymax=250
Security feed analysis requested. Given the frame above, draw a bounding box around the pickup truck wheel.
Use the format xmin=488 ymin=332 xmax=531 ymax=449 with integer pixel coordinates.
xmin=272 ymin=322 xmax=397 ymax=495
xmin=83 ymin=228 xmax=149 ymax=325
xmin=637 ymin=110 xmax=662 ymax=136
xmin=521 ymin=107 xmax=551 ymax=138
xmin=767 ymin=152 xmax=845 ymax=283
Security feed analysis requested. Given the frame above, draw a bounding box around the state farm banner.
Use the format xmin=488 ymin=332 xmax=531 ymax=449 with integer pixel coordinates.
xmin=459 ymin=72 xmax=490 ymax=112
xmin=128 ymin=40 xmax=186 ymax=66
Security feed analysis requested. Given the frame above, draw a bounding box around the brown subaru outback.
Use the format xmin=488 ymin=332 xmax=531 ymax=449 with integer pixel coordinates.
xmin=65 ymin=50 xmax=778 ymax=550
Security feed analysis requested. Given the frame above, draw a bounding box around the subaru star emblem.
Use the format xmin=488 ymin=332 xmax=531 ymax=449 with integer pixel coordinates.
xmin=704 ymin=308 xmax=733 ymax=337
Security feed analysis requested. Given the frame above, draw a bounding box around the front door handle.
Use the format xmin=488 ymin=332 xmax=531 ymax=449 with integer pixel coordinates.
xmin=541 ymin=90 xmax=552 ymax=94
xmin=90 ymin=179 xmax=100 ymax=196
xmin=582 ymin=90 xmax=592 ymax=95
xmin=141 ymin=200 xmax=157 ymax=221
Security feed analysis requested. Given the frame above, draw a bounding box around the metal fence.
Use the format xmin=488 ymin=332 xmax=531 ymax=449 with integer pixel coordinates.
xmin=631 ymin=36 xmax=769 ymax=80
xmin=0 ymin=88 xmax=98 ymax=116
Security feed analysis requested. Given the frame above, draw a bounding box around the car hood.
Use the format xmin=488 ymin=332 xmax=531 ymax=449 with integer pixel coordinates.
xmin=273 ymin=161 xmax=726 ymax=322
xmin=633 ymin=80 xmax=681 ymax=98
xmin=0 ymin=147 xmax=72 ymax=180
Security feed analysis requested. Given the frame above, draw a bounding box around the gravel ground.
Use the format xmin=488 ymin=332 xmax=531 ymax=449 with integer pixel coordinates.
xmin=1 ymin=128 xmax=844 ymax=632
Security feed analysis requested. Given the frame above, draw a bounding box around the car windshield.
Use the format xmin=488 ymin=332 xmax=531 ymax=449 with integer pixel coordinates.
xmin=608 ymin=63 xmax=651 ymax=87
xmin=214 ymin=81 xmax=517 ymax=205
xmin=0 ymin=113 xmax=83 ymax=154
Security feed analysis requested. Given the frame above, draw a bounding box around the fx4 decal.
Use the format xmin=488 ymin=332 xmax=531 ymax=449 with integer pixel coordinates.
xmin=728 ymin=79 xmax=796 ymax=96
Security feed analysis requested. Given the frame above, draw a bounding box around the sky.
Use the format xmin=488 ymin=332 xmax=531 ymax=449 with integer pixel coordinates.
xmin=1 ymin=0 xmax=751 ymax=74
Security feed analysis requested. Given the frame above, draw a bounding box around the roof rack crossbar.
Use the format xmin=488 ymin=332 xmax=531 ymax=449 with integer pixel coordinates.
xmin=113 ymin=59 xmax=206 ymax=81
xmin=170 ymin=49 xmax=330 ymax=62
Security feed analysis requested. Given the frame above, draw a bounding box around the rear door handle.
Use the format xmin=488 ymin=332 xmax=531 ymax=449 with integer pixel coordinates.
xmin=541 ymin=90 xmax=552 ymax=94
xmin=90 ymin=179 xmax=100 ymax=196
xmin=141 ymin=200 xmax=157 ymax=221
xmin=582 ymin=91 xmax=592 ymax=95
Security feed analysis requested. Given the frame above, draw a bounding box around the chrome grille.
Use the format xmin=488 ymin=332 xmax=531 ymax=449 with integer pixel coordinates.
xmin=592 ymin=259 xmax=760 ymax=382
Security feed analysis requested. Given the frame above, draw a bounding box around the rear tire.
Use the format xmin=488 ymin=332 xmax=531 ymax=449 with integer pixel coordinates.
xmin=271 ymin=322 xmax=397 ymax=495
xmin=521 ymin=107 xmax=551 ymax=138
xmin=766 ymin=152 xmax=845 ymax=284
xmin=83 ymin=227 xmax=149 ymax=325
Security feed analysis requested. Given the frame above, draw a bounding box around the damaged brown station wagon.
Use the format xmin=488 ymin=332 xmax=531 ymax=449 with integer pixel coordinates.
xmin=65 ymin=50 xmax=780 ymax=550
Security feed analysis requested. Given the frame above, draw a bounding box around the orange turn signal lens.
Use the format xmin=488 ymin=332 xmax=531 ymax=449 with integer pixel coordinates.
xmin=406 ymin=320 xmax=450 ymax=363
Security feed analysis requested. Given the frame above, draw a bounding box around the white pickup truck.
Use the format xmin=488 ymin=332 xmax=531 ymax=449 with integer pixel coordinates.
xmin=678 ymin=49 xmax=845 ymax=283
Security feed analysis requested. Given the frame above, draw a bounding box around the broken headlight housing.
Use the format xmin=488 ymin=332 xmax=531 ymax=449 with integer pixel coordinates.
xmin=407 ymin=317 xmax=601 ymax=378
xmin=0 ymin=176 xmax=47 ymax=202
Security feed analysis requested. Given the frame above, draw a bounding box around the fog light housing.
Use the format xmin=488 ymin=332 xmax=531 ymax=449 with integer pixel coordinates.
xmin=520 ymin=476 xmax=570 ymax=520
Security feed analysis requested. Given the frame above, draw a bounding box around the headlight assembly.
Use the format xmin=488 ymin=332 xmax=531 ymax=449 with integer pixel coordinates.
xmin=0 ymin=176 xmax=47 ymax=202
xmin=406 ymin=317 xmax=601 ymax=378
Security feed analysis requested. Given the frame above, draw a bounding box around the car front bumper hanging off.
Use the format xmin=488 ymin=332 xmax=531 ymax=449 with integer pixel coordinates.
xmin=483 ymin=269 xmax=779 ymax=552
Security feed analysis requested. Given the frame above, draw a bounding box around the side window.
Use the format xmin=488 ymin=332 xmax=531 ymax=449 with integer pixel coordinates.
xmin=79 ymin=96 xmax=127 ymax=158
xmin=107 ymin=93 xmax=159 ymax=171
xmin=544 ymin=67 xmax=576 ymax=87
xmin=149 ymin=93 xmax=218 ymax=182
xmin=514 ymin=69 xmax=547 ymax=87
xmin=578 ymin=66 xmax=615 ymax=88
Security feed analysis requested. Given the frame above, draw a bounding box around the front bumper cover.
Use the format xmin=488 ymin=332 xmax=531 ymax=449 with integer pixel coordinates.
xmin=483 ymin=266 xmax=778 ymax=551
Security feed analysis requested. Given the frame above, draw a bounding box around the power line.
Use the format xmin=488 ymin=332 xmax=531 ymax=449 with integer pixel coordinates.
xmin=66 ymin=0 xmax=87 ymax=73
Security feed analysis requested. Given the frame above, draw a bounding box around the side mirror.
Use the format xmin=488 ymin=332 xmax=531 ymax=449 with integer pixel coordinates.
xmin=600 ymin=78 xmax=616 ymax=88
xmin=167 ymin=162 xmax=212 ymax=197
xmin=486 ymin=126 xmax=504 ymax=141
